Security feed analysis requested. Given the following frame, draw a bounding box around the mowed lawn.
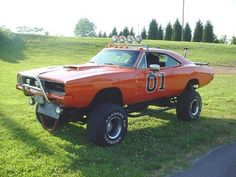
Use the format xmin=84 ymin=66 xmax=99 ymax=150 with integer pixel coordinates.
xmin=0 ymin=35 xmax=236 ymax=177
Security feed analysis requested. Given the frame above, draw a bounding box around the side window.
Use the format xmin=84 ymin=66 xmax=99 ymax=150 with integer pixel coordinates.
xmin=146 ymin=52 xmax=160 ymax=67
xmin=138 ymin=54 xmax=147 ymax=69
xmin=159 ymin=54 xmax=180 ymax=67
xmin=139 ymin=52 xmax=180 ymax=68
xmin=165 ymin=55 xmax=180 ymax=67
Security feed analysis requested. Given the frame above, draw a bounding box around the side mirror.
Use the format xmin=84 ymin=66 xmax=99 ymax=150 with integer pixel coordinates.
xmin=149 ymin=64 xmax=160 ymax=71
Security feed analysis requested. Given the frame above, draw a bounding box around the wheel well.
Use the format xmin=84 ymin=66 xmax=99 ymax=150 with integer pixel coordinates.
xmin=186 ymin=79 xmax=199 ymax=90
xmin=90 ymin=88 xmax=123 ymax=107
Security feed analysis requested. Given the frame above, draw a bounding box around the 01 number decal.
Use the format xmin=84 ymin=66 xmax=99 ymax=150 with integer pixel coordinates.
xmin=146 ymin=72 xmax=165 ymax=93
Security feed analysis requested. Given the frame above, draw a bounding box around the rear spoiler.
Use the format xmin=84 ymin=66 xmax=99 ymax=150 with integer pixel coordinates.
xmin=194 ymin=62 xmax=209 ymax=66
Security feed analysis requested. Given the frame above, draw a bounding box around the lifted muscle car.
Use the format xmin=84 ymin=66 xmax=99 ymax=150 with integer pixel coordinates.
xmin=16 ymin=37 xmax=214 ymax=146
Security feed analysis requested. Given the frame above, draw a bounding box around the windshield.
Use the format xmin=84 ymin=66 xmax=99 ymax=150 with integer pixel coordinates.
xmin=89 ymin=49 xmax=141 ymax=67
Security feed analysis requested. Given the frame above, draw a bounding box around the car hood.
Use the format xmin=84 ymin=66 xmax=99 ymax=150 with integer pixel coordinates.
xmin=19 ymin=63 xmax=134 ymax=83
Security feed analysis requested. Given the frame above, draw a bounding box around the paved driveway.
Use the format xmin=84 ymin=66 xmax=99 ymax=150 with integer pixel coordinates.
xmin=169 ymin=142 xmax=236 ymax=177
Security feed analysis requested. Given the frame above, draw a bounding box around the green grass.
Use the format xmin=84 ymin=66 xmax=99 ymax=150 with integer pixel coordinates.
xmin=0 ymin=34 xmax=236 ymax=177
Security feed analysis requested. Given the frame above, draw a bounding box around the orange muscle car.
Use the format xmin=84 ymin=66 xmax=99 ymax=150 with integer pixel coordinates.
xmin=16 ymin=44 xmax=214 ymax=146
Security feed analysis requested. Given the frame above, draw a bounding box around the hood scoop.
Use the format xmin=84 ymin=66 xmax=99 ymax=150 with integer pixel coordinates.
xmin=63 ymin=64 xmax=103 ymax=71
xmin=64 ymin=65 xmax=80 ymax=70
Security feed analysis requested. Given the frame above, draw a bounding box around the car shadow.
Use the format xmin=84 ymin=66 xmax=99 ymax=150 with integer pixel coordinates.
xmin=1 ymin=108 xmax=236 ymax=176
xmin=0 ymin=112 xmax=54 ymax=155
xmin=51 ymin=107 xmax=236 ymax=174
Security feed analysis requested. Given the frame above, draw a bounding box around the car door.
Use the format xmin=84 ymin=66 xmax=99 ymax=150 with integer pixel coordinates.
xmin=135 ymin=51 xmax=180 ymax=102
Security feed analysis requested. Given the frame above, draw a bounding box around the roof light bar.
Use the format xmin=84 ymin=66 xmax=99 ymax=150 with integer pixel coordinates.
xmin=112 ymin=35 xmax=119 ymax=43
xmin=111 ymin=35 xmax=142 ymax=45
xmin=135 ymin=35 xmax=142 ymax=44
xmin=119 ymin=36 xmax=126 ymax=43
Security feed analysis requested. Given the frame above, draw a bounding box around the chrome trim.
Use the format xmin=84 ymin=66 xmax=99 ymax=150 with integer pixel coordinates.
xmin=21 ymin=76 xmax=52 ymax=103
xmin=35 ymin=76 xmax=52 ymax=103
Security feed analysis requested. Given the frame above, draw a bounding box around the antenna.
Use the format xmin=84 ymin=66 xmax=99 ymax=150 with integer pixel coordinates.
xmin=183 ymin=47 xmax=189 ymax=58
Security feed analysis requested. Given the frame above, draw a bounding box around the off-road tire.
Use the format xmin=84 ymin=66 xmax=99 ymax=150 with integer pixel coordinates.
xmin=176 ymin=89 xmax=202 ymax=121
xmin=87 ymin=103 xmax=127 ymax=146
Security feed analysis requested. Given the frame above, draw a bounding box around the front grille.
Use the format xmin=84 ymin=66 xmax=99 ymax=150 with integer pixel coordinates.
xmin=41 ymin=80 xmax=65 ymax=95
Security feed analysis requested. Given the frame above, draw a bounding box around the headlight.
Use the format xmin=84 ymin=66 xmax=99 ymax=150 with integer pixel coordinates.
xmin=17 ymin=74 xmax=23 ymax=84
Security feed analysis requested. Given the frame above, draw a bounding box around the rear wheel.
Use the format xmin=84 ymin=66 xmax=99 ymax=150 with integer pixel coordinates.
xmin=87 ymin=103 xmax=127 ymax=146
xmin=176 ymin=89 xmax=202 ymax=121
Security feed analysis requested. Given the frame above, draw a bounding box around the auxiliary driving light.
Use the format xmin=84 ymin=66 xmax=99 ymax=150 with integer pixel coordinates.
xmin=135 ymin=35 xmax=142 ymax=44
xmin=26 ymin=78 xmax=31 ymax=84
xmin=55 ymin=106 xmax=62 ymax=114
xmin=112 ymin=35 xmax=118 ymax=43
xmin=34 ymin=81 xmax=39 ymax=87
xmin=119 ymin=36 xmax=126 ymax=43
xmin=127 ymin=35 xmax=133 ymax=44
xmin=28 ymin=97 xmax=35 ymax=105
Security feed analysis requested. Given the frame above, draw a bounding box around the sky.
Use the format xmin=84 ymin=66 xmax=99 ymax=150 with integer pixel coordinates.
xmin=1 ymin=0 xmax=236 ymax=38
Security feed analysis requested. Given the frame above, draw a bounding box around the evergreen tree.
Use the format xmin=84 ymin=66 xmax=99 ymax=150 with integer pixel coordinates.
xmin=111 ymin=27 xmax=118 ymax=36
xmin=141 ymin=27 xmax=147 ymax=39
xmin=98 ymin=31 xmax=102 ymax=38
xmin=123 ymin=27 xmax=129 ymax=37
xmin=103 ymin=32 xmax=107 ymax=38
xmin=172 ymin=19 xmax=182 ymax=41
xmin=165 ymin=22 xmax=172 ymax=40
xmin=203 ymin=21 xmax=214 ymax=43
xmin=130 ymin=27 xmax=135 ymax=37
xmin=148 ymin=19 xmax=158 ymax=40
xmin=193 ymin=20 xmax=203 ymax=42
xmin=157 ymin=25 xmax=164 ymax=40
xmin=119 ymin=31 xmax=123 ymax=36
xmin=183 ymin=23 xmax=192 ymax=41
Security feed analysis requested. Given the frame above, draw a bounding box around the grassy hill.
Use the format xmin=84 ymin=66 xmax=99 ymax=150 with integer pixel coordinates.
xmin=1 ymin=34 xmax=236 ymax=66
xmin=0 ymin=34 xmax=236 ymax=177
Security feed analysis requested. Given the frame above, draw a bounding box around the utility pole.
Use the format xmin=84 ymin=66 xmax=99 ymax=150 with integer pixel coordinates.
xmin=181 ymin=0 xmax=185 ymax=41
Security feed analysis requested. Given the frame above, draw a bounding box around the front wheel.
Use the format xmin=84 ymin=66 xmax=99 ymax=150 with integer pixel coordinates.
xmin=87 ymin=103 xmax=128 ymax=146
xmin=176 ymin=90 xmax=202 ymax=121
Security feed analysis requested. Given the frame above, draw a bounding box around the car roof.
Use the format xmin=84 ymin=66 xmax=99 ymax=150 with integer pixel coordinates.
xmin=105 ymin=46 xmax=191 ymax=64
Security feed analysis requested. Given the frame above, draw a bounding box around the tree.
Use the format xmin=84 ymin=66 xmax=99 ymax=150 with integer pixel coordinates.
xmin=157 ymin=25 xmax=164 ymax=40
xmin=111 ymin=27 xmax=118 ymax=36
xmin=203 ymin=21 xmax=214 ymax=43
xmin=172 ymin=19 xmax=182 ymax=41
xmin=165 ymin=22 xmax=172 ymax=40
xmin=183 ymin=23 xmax=192 ymax=41
xmin=231 ymin=36 xmax=236 ymax=45
xmin=103 ymin=32 xmax=107 ymax=38
xmin=141 ymin=27 xmax=147 ymax=39
xmin=119 ymin=31 xmax=123 ymax=36
xmin=130 ymin=27 xmax=135 ymax=37
xmin=123 ymin=27 xmax=129 ymax=37
xmin=148 ymin=19 xmax=158 ymax=40
xmin=98 ymin=31 xmax=102 ymax=38
xmin=193 ymin=20 xmax=203 ymax=42
xmin=0 ymin=27 xmax=13 ymax=45
xmin=218 ymin=35 xmax=227 ymax=44
xmin=74 ymin=18 xmax=95 ymax=37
